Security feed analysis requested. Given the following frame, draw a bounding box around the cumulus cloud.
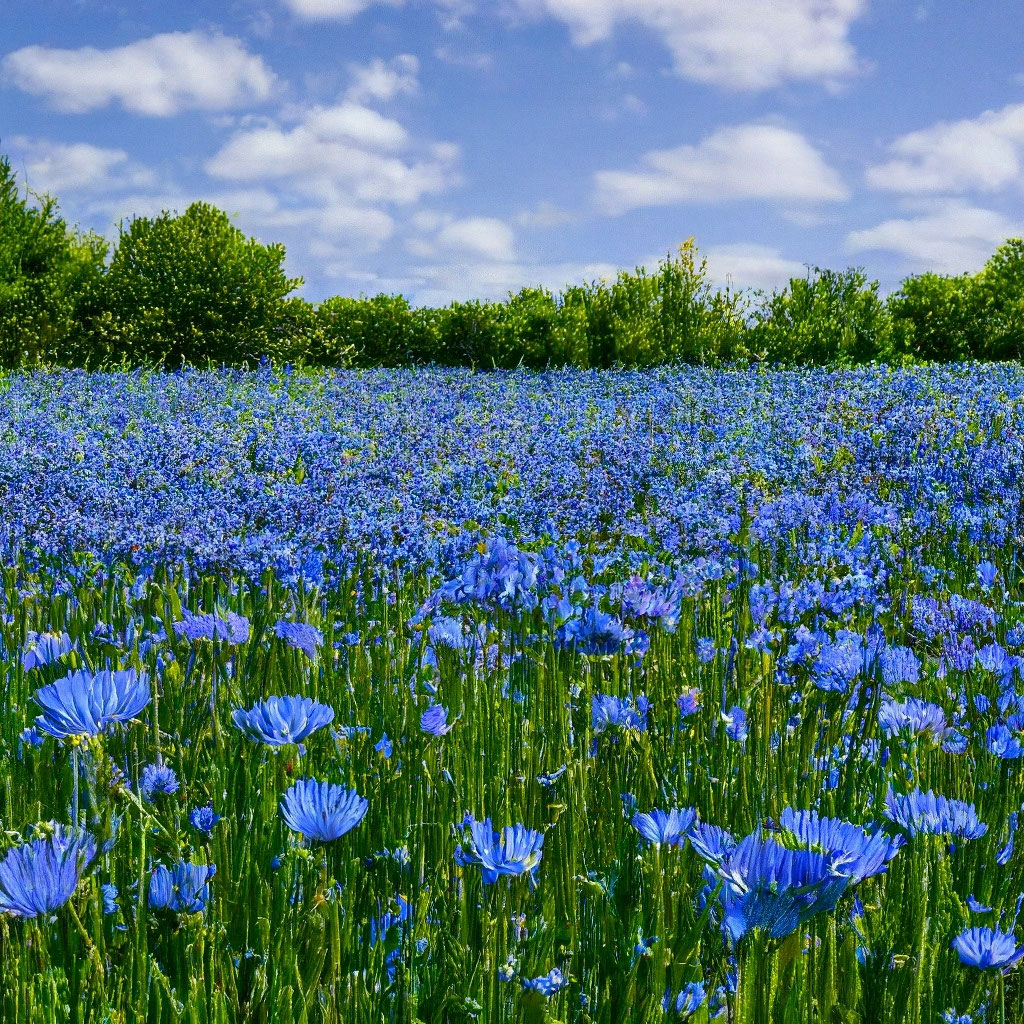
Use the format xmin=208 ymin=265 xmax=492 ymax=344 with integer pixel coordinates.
xmin=345 ymin=55 xmax=420 ymax=103
xmin=846 ymin=200 xmax=1022 ymax=274
xmin=593 ymin=123 xmax=848 ymax=214
xmin=408 ymin=215 xmax=518 ymax=261
xmin=9 ymin=137 xmax=156 ymax=194
xmin=866 ymin=102 xmax=1024 ymax=194
xmin=510 ymin=0 xmax=867 ymax=90
xmin=2 ymin=32 xmax=276 ymax=116
xmin=205 ymin=102 xmax=459 ymax=206
xmin=281 ymin=0 xmax=397 ymax=19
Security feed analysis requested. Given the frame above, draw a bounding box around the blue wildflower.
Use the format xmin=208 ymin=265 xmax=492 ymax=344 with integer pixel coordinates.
xmin=140 ymin=762 xmax=179 ymax=801
xmin=173 ymin=611 xmax=250 ymax=644
xmin=952 ymin=927 xmax=1024 ymax=971
xmin=0 ymin=826 xmax=96 ymax=918
xmin=190 ymin=805 xmax=221 ymax=835
xmin=878 ymin=697 xmax=947 ymax=740
xmin=280 ymin=779 xmax=368 ymax=842
xmin=779 ymin=808 xmax=904 ymax=882
xmin=592 ymin=693 xmax=649 ymax=734
xmin=632 ymin=808 xmax=697 ymax=848
xmin=149 ymin=862 xmax=216 ymax=914
xmin=375 ymin=732 xmax=393 ymax=758
xmin=724 ymin=705 xmax=747 ymax=743
xmin=34 ymin=668 xmax=150 ymax=739
xmin=986 ymin=724 xmax=1023 ymax=759
xmin=274 ymin=620 xmax=323 ymax=659
xmin=663 ymin=981 xmax=706 ymax=1017
xmin=522 ymin=968 xmax=567 ymax=996
xmin=22 ymin=632 xmax=75 ymax=671
xmin=455 ymin=817 xmax=544 ymax=884
xmin=231 ymin=696 xmax=334 ymax=747
xmin=420 ymin=703 xmax=454 ymax=736
xmin=676 ymin=689 xmax=701 ymax=719
xmin=101 ymin=882 xmax=119 ymax=915
xmin=883 ymin=789 xmax=987 ymax=840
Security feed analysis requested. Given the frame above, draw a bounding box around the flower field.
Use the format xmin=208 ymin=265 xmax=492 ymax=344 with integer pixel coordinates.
xmin=2 ymin=363 xmax=1024 ymax=1023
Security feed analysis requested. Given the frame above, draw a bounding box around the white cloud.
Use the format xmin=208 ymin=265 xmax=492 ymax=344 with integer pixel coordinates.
xmin=282 ymin=0 xmax=398 ymax=19
xmin=866 ymin=102 xmax=1024 ymax=194
xmin=205 ymin=103 xmax=458 ymax=206
xmin=846 ymin=200 xmax=1022 ymax=274
xmin=10 ymin=137 xmax=156 ymax=194
xmin=703 ymin=243 xmax=808 ymax=292
xmin=516 ymin=201 xmax=575 ymax=229
xmin=434 ymin=46 xmax=494 ymax=71
xmin=594 ymin=123 xmax=848 ymax=214
xmin=436 ymin=217 xmax=517 ymax=260
xmin=511 ymin=0 xmax=867 ymax=90
xmin=345 ymin=55 xmax=420 ymax=103
xmin=2 ymin=32 xmax=276 ymax=116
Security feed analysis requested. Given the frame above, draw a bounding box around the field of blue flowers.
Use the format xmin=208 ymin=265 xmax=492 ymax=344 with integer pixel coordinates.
xmin=2 ymin=363 xmax=1024 ymax=1024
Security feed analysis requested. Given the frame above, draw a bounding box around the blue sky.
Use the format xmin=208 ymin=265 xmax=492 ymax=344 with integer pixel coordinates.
xmin=3 ymin=1 xmax=1024 ymax=303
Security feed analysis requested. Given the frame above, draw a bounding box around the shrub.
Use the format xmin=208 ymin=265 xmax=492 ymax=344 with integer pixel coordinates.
xmin=0 ymin=154 xmax=106 ymax=367
xmin=96 ymin=202 xmax=301 ymax=367
xmin=977 ymin=238 xmax=1024 ymax=360
xmin=887 ymin=272 xmax=985 ymax=363
xmin=748 ymin=266 xmax=893 ymax=365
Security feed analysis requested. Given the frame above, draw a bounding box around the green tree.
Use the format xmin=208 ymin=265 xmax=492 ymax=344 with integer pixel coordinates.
xmin=748 ymin=266 xmax=893 ymax=365
xmin=0 ymin=153 xmax=106 ymax=367
xmin=96 ymin=202 xmax=301 ymax=366
xmin=887 ymin=272 xmax=985 ymax=362
xmin=977 ymin=238 xmax=1024 ymax=360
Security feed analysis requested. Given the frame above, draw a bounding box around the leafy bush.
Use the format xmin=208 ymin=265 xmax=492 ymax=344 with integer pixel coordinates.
xmin=887 ymin=272 xmax=985 ymax=362
xmin=96 ymin=202 xmax=301 ymax=367
xmin=748 ymin=266 xmax=894 ymax=365
xmin=977 ymin=238 xmax=1024 ymax=360
xmin=0 ymin=154 xmax=106 ymax=368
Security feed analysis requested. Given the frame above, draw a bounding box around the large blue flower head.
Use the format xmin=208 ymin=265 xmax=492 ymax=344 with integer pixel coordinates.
xmin=22 ymin=631 xmax=75 ymax=671
xmin=149 ymin=862 xmax=216 ymax=914
xmin=0 ymin=825 xmax=96 ymax=918
xmin=632 ymin=808 xmax=697 ymax=848
xmin=883 ymin=789 xmax=988 ymax=840
xmin=878 ymin=697 xmax=948 ymax=741
xmin=592 ymin=693 xmax=650 ymax=734
xmin=231 ymin=696 xmax=335 ymax=747
xmin=140 ymin=762 xmax=179 ymax=801
xmin=952 ymin=927 xmax=1024 ymax=971
xmin=173 ymin=610 xmax=250 ymax=644
xmin=439 ymin=537 xmax=540 ymax=611
xmin=34 ymin=668 xmax=151 ymax=739
xmin=280 ymin=779 xmax=368 ymax=842
xmin=779 ymin=808 xmax=904 ymax=883
xmin=521 ymin=967 xmax=568 ymax=996
xmin=699 ymin=833 xmax=849 ymax=941
xmin=557 ymin=603 xmax=645 ymax=657
xmin=455 ymin=817 xmax=545 ymax=885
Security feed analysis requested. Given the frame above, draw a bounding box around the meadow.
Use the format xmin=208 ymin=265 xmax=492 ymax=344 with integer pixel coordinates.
xmin=1 ymin=363 xmax=1023 ymax=1024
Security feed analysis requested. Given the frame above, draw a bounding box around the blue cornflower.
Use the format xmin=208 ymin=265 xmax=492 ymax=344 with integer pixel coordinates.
xmin=557 ymin=604 xmax=643 ymax=656
xmin=688 ymin=823 xmax=736 ymax=866
xmin=632 ymin=808 xmax=697 ymax=848
xmin=231 ymin=696 xmax=334 ymax=747
xmin=22 ymin=631 xmax=75 ymax=671
xmin=420 ymin=703 xmax=454 ymax=736
xmin=986 ymin=724 xmax=1023 ymax=759
xmin=592 ymin=693 xmax=649 ymax=734
xmin=724 ymin=706 xmax=748 ymax=743
xmin=696 ymin=638 xmax=717 ymax=664
xmin=710 ymin=834 xmax=849 ymax=941
xmin=455 ymin=817 xmax=544 ymax=884
xmin=779 ymin=808 xmax=904 ymax=882
xmin=190 ymin=805 xmax=221 ymax=835
xmin=878 ymin=698 xmax=947 ymax=740
xmin=140 ymin=763 xmax=179 ymax=801
xmin=676 ymin=689 xmax=701 ymax=719
xmin=977 ymin=561 xmax=999 ymax=590
xmin=879 ymin=645 xmax=920 ymax=686
xmin=883 ymin=789 xmax=988 ymax=840
xmin=522 ymin=968 xmax=567 ymax=996
xmin=375 ymin=732 xmax=394 ymax=758
xmin=952 ymin=927 xmax=1024 ymax=971
xmin=662 ymin=981 xmax=707 ymax=1017
xmin=280 ymin=778 xmax=368 ymax=842
xmin=149 ymin=862 xmax=216 ymax=914
xmin=274 ymin=620 xmax=323 ymax=659
xmin=34 ymin=668 xmax=150 ymax=739
xmin=0 ymin=826 xmax=97 ymax=917
xmin=173 ymin=611 xmax=250 ymax=644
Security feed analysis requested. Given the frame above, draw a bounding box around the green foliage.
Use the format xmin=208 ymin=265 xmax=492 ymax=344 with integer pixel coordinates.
xmin=887 ymin=272 xmax=985 ymax=362
xmin=748 ymin=266 xmax=894 ymax=365
xmin=977 ymin=237 xmax=1024 ymax=360
xmin=96 ymin=202 xmax=302 ymax=367
xmin=0 ymin=154 xmax=107 ymax=368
